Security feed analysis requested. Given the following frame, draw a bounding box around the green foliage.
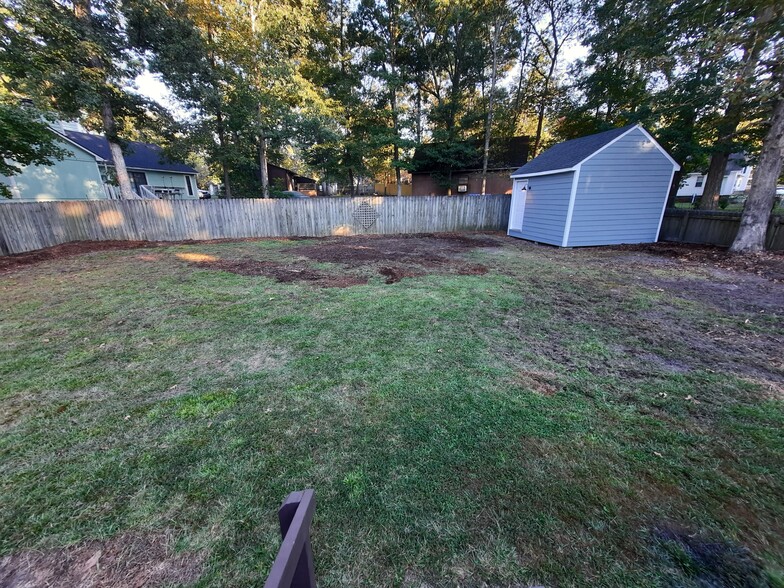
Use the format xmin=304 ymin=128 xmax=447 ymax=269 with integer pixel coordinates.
xmin=0 ymin=102 xmax=68 ymax=197
xmin=1 ymin=0 xmax=146 ymax=137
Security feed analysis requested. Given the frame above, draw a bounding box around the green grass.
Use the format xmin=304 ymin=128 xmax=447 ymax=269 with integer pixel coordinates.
xmin=1 ymin=237 xmax=783 ymax=587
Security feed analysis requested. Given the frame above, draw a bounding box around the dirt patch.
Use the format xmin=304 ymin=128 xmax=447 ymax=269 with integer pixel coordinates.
xmin=456 ymin=264 xmax=489 ymax=276
xmin=0 ymin=241 xmax=155 ymax=273
xmin=291 ymin=233 xmax=500 ymax=267
xmin=379 ymin=266 xmax=423 ymax=284
xmin=191 ymin=258 xmax=367 ymax=288
xmin=642 ymin=274 xmax=783 ymax=314
xmin=184 ymin=233 xmax=497 ymax=286
xmin=293 ymin=233 xmax=496 ymax=284
xmin=612 ymin=242 xmax=784 ymax=282
xmin=0 ymin=532 xmax=204 ymax=588
xmin=517 ymin=370 xmax=560 ymax=396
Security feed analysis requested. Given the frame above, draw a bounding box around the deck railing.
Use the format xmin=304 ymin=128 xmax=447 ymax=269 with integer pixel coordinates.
xmin=264 ymin=489 xmax=317 ymax=588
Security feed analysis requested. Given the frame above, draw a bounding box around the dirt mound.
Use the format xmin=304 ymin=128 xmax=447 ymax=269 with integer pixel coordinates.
xmin=0 ymin=532 xmax=204 ymax=588
xmin=0 ymin=241 xmax=155 ymax=273
xmin=379 ymin=266 xmax=423 ymax=284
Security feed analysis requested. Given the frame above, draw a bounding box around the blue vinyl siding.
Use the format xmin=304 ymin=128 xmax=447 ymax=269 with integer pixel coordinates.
xmin=509 ymin=171 xmax=573 ymax=245
xmin=566 ymin=128 xmax=672 ymax=246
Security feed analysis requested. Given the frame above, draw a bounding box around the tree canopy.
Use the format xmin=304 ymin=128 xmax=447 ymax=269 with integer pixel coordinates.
xmin=1 ymin=0 xmax=782 ymax=211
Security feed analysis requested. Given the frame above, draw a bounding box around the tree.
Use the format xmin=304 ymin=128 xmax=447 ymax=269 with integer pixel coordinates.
xmin=698 ymin=3 xmax=782 ymax=210
xmin=518 ymin=0 xmax=580 ymax=156
xmin=0 ymin=101 xmax=68 ymax=198
xmin=2 ymin=0 xmax=145 ymax=199
xmin=351 ymin=0 xmax=411 ymax=196
xmin=730 ymin=52 xmax=784 ymax=252
xmin=126 ymin=0 xmax=242 ymax=198
xmin=480 ymin=16 xmax=502 ymax=194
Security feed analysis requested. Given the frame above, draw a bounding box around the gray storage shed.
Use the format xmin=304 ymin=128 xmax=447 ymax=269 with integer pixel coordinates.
xmin=507 ymin=124 xmax=680 ymax=247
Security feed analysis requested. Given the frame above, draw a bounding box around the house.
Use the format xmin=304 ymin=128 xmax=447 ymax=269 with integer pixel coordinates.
xmin=262 ymin=164 xmax=318 ymax=196
xmin=507 ymin=124 xmax=679 ymax=247
xmin=676 ymin=154 xmax=753 ymax=201
xmin=1 ymin=128 xmax=199 ymax=202
xmin=411 ymin=136 xmax=530 ymax=196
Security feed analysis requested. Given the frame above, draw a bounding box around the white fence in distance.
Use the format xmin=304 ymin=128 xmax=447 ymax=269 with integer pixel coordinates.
xmin=0 ymin=195 xmax=512 ymax=256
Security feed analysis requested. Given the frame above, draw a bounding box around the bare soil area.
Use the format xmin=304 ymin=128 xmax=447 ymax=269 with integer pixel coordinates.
xmin=0 ymin=532 xmax=203 ymax=588
xmin=185 ymin=233 xmax=496 ymax=286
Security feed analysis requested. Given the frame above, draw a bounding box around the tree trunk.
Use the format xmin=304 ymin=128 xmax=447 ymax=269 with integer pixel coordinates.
xmin=698 ymin=152 xmax=728 ymax=210
xmin=481 ymin=20 xmax=501 ymax=196
xmin=73 ymin=0 xmax=134 ymax=200
xmin=221 ymin=163 xmax=232 ymax=199
xmin=666 ymin=169 xmax=682 ymax=208
xmin=394 ymin=158 xmax=402 ymax=197
xmin=730 ymin=95 xmax=784 ymax=252
xmin=259 ymin=135 xmax=269 ymax=198
xmin=415 ymin=89 xmax=422 ymax=144
xmin=101 ymin=101 xmax=135 ymax=200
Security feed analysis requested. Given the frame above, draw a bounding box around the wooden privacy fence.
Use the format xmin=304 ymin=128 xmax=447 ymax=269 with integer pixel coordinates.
xmin=0 ymin=195 xmax=511 ymax=256
xmin=659 ymin=209 xmax=784 ymax=250
xmin=264 ymin=489 xmax=317 ymax=588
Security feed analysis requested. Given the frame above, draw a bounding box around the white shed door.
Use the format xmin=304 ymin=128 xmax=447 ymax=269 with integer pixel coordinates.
xmin=509 ymin=179 xmax=528 ymax=232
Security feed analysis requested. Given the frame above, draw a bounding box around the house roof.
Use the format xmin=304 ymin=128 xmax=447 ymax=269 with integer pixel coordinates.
xmin=412 ymin=136 xmax=530 ymax=174
xmin=511 ymin=124 xmax=639 ymax=176
xmin=60 ymin=130 xmax=197 ymax=174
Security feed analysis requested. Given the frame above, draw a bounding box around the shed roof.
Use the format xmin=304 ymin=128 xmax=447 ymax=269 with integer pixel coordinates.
xmin=511 ymin=124 xmax=639 ymax=176
xmin=60 ymin=130 xmax=197 ymax=174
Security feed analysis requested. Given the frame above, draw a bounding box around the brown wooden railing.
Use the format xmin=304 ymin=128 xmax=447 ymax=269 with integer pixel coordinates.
xmin=264 ymin=489 xmax=317 ymax=588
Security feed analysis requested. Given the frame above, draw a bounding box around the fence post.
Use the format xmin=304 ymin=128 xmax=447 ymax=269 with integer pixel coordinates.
xmin=264 ymin=489 xmax=317 ymax=588
xmin=678 ymin=210 xmax=690 ymax=242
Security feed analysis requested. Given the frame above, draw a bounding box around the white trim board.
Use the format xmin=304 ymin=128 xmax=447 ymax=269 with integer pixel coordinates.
xmin=511 ymin=167 xmax=575 ymax=179
xmin=561 ymin=164 xmax=581 ymax=247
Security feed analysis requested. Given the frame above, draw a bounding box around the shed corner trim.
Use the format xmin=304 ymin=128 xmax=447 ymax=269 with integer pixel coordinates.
xmin=656 ymin=167 xmax=679 ymax=241
xmin=561 ymin=163 xmax=582 ymax=247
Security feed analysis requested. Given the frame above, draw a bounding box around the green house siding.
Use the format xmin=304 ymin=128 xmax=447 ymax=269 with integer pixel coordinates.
xmin=3 ymin=140 xmax=105 ymax=201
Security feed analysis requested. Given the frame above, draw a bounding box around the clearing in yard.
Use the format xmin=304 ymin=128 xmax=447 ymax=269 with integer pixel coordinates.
xmin=0 ymin=233 xmax=782 ymax=587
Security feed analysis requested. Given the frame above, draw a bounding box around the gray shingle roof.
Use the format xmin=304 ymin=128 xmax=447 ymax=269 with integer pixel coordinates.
xmin=511 ymin=124 xmax=638 ymax=176
xmin=62 ymin=130 xmax=196 ymax=174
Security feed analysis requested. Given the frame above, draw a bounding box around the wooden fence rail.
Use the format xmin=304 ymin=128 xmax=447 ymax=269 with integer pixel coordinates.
xmin=658 ymin=209 xmax=784 ymax=250
xmin=264 ymin=490 xmax=317 ymax=588
xmin=0 ymin=195 xmax=512 ymax=256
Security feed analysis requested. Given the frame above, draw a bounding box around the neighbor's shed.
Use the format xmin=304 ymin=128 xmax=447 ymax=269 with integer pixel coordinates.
xmin=507 ymin=124 xmax=680 ymax=247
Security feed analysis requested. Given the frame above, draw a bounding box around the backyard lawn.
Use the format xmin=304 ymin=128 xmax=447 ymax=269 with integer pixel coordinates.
xmin=1 ymin=234 xmax=782 ymax=587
